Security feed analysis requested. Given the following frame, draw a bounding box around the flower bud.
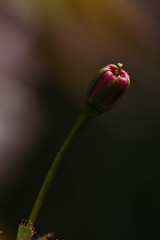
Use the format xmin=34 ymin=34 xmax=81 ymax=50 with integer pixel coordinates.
xmin=86 ymin=63 xmax=130 ymax=113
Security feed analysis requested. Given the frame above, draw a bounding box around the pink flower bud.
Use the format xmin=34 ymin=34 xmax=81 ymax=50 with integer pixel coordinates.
xmin=86 ymin=63 xmax=130 ymax=113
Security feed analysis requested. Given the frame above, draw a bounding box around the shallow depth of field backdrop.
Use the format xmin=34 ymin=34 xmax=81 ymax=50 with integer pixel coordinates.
xmin=0 ymin=0 xmax=160 ymax=239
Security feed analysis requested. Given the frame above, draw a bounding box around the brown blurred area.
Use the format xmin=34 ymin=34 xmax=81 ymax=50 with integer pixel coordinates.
xmin=0 ymin=0 xmax=160 ymax=239
xmin=32 ymin=0 xmax=159 ymax=99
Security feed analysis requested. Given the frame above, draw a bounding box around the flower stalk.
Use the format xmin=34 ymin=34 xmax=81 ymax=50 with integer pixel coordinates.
xmin=27 ymin=106 xmax=95 ymax=226
xmin=17 ymin=63 xmax=130 ymax=240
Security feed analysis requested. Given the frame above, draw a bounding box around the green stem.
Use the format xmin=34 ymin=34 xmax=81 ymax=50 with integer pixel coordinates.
xmin=27 ymin=106 xmax=94 ymax=225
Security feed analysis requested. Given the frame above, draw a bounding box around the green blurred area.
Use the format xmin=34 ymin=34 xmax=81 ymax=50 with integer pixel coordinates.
xmin=0 ymin=0 xmax=160 ymax=239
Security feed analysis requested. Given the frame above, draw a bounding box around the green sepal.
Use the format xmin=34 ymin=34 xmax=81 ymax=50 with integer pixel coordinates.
xmin=86 ymin=67 xmax=110 ymax=100
xmin=89 ymin=77 xmax=119 ymax=112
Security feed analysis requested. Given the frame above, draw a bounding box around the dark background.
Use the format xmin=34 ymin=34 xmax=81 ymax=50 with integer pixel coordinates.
xmin=0 ymin=0 xmax=160 ymax=239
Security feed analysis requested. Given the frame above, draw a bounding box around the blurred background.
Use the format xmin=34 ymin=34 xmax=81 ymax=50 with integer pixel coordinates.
xmin=0 ymin=0 xmax=160 ymax=239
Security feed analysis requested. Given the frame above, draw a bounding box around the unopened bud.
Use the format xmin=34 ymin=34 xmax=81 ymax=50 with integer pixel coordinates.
xmin=86 ymin=63 xmax=130 ymax=114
